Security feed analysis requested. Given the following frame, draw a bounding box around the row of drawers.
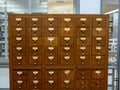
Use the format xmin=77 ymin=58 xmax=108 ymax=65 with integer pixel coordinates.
xmin=11 ymin=27 xmax=106 ymax=37
xmin=11 ymin=16 xmax=107 ymax=27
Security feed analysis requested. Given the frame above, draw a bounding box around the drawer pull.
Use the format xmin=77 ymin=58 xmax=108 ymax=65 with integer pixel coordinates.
xmin=48 ymin=71 xmax=54 ymax=75
xmin=64 ymin=80 xmax=70 ymax=84
xmin=32 ymin=47 xmax=38 ymax=51
xmin=96 ymin=37 xmax=102 ymax=41
xmin=32 ymin=18 xmax=38 ymax=21
xmin=80 ymin=28 xmax=86 ymax=31
xmin=64 ymin=47 xmax=70 ymax=51
xmin=16 ymin=28 xmax=22 ymax=32
xmin=64 ymin=56 xmax=70 ymax=60
xmin=96 ymin=28 xmax=102 ymax=32
xmin=33 ymin=71 xmax=39 ymax=75
xmin=80 ymin=46 xmax=86 ymax=50
xmin=95 ymin=70 xmax=101 ymax=75
xmin=32 ymin=56 xmax=38 ymax=60
xmin=17 ymin=71 xmax=23 ymax=76
xmin=16 ymin=47 xmax=22 ymax=51
xmin=32 ymin=37 xmax=38 ymax=41
xmin=48 ymin=47 xmax=54 ymax=51
xmin=48 ymin=37 xmax=55 ymax=42
xmin=32 ymin=28 xmax=38 ymax=32
xmin=64 ymin=37 xmax=70 ymax=41
xmin=16 ymin=18 xmax=21 ymax=21
xmin=64 ymin=28 xmax=70 ymax=32
xmin=48 ymin=28 xmax=54 ymax=31
xmin=80 ymin=56 xmax=86 ymax=60
xmin=48 ymin=18 xmax=54 ymax=21
xmin=16 ymin=37 xmax=22 ymax=41
xmin=96 ymin=46 xmax=101 ymax=50
xmin=17 ymin=56 xmax=22 ymax=60
xmin=80 ymin=37 xmax=86 ymax=41
xmin=33 ymin=80 xmax=39 ymax=84
xmin=96 ymin=56 xmax=101 ymax=60
xmin=17 ymin=80 xmax=23 ymax=84
xmin=64 ymin=18 xmax=71 ymax=22
xmin=48 ymin=80 xmax=54 ymax=84
xmin=80 ymin=18 xmax=87 ymax=21
xmin=48 ymin=56 xmax=54 ymax=61
xmin=64 ymin=70 xmax=70 ymax=75
xmin=96 ymin=18 xmax=102 ymax=21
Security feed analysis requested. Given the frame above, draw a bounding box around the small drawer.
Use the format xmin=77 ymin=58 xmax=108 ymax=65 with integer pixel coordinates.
xmin=76 ymin=17 xmax=91 ymax=27
xmin=75 ymin=80 xmax=90 ymax=89
xmin=44 ymin=80 xmax=58 ymax=89
xmin=60 ymin=37 xmax=74 ymax=46
xmin=43 ymin=17 xmax=60 ymax=27
xmin=92 ymin=69 xmax=105 ymax=79
xmin=44 ymin=55 xmax=58 ymax=65
xmin=28 ymin=79 xmax=43 ymax=89
xmin=76 ymin=69 xmax=90 ymax=80
xmin=60 ymin=28 xmax=74 ymax=36
xmin=44 ymin=27 xmax=59 ymax=36
xmin=93 ymin=17 xmax=106 ymax=27
xmin=26 ymin=27 xmax=42 ymax=36
xmin=61 ymin=70 xmax=74 ymax=79
xmin=11 ymin=17 xmax=25 ymax=27
xmin=12 ymin=37 xmax=26 ymax=46
xmin=45 ymin=70 xmax=59 ymax=79
xmin=28 ymin=47 xmax=43 ymax=55
xmin=45 ymin=37 xmax=58 ymax=46
xmin=92 ymin=36 xmax=106 ymax=45
xmin=12 ymin=28 xmax=25 ymax=36
xmin=13 ymin=70 xmax=27 ymax=80
xmin=77 ymin=37 xmax=90 ymax=46
xmin=92 ymin=46 xmax=106 ymax=55
xmin=76 ymin=46 xmax=90 ymax=55
xmin=76 ymin=28 xmax=90 ymax=37
xmin=92 ymin=55 xmax=105 ymax=66
xmin=28 ymin=55 xmax=43 ymax=65
xmin=28 ymin=70 xmax=43 ymax=80
xmin=60 ymin=47 xmax=74 ymax=55
xmin=91 ymin=80 xmax=105 ymax=88
xmin=13 ymin=80 xmax=27 ymax=89
xmin=13 ymin=55 xmax=27 ymax=65
xmin=60 ymin=55 xmax=74 ymax=65
xmin=61 ymin=17 xmax=75 ymax=27
xmin=93 ymin=27 xmax=106 ymax=36
xmin=76 ymin=55 xmax=90 ymax=65
xmin=44 ymin=46 xmax=58 ymax=55
xmin=26 ymin=17 xmax=41 ymax=27
xmin=28 ymin=37 xmax=43 ymax=46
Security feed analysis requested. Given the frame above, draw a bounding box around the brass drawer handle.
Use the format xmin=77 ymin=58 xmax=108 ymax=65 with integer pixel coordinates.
xmin=48 ymin=56 xmax=54 ymax=61
xmin=64 ymin=56 xmax=70 ymax=60
xmin=48 ymin=28 xmax=54 ymax=31
xmin=16 ymin=47 xmax=22 ymax=51
xmin=48 ymin=71 xmax=54 ymax=75
xmin=95 ymin=70 xmax=101 ymax=75
xmin=48 ymin=18 xmax=54 ymax=22
xmin=96 ymin=46 xmax=101 ymax=50
xmin=16 ymin=18 xmax=21 ymax=21
xmin=64 ymin=18 xmax=71 ymax=23
xmin=33 ymin=80 xmax=39 ymax=84
xmin=64 ymin=47 xmax=70 ymax=51
xmin=32 ymin=18 xmax=38 ymax=21
xmin=17 ymin=80 xmax=23 ymax=84
xmin=32 ymin=28 xmax=38 ymax=32
xmin=17 ymin=56 xmax=22 ymax=61
xmin=64 ymin=80 xmax=70 ymax=84
xmin=96 ymin=56 xmax=101 ymax=60
xmin=64 ymin=28 xmax=70 ymax=32
xmin=80 ymin=56 xmax=86 ymax=60
xmin=16 ymin=28 xmax=22 ymax=32
xmin=32 ymin=47 xmax=38 ymax=51
xmin=32 ymin=56 xmax=38 ymax=60
xmin=80 ymin=46 xmax=86 ymax=50
xmin=80 ymin=28 xmax=86 ymax=31
xmin=64 ymin=37 xmax=70 ymax=41
xmin=96 ymin=37 xmax=102 ymax=41
xmin=80 ymin=37 xmax=86 ymax=41
xmin=64 ymin=70 xmax=70 ymax=75
xmin=96 ymin=28 xmax=102 ymax=32
xmin=17 ymin=71 xmax=23 ymax=76
xmin=48 ymin=37 xmax=55 ymax=42
xmin=32 ymin=37 xmax=38 ymax=41
xmin=80 ymin=18 xmax=87 ymax=21
xmin=16 ymin=37 xmax=22 ymax=41
xmin=33 ymin=71 xmax=39 ymax=75
xmin=48 ymin=80 xmax=54 ymax=85
xmin=48 ymin=47 xmax=54 ymax=51
xmin=96 ymin=18 xmax=102 ymax=21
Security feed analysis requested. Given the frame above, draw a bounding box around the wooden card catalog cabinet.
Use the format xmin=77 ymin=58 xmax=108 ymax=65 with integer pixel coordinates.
xmin=9 ymin=14 xmax=109 ymax=90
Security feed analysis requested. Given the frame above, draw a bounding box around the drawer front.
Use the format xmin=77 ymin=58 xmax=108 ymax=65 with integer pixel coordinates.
xmin=60 ymin=55 xmax=74 ymax=65
xmin=93 ymin=17 xmax=106 ymax=27
xmin=60 ymin=47 xmax=74 ymax=55
xmin=43 ymin=17 xmax=60 ymax=27
xmin=76 ymin=55 xmax=90 ymax=65
xmin=91 ymin=80 xmax=105 ymax=88
xmin=60 ymin=37 xmax=74 ymax=46
xmin=92 ymin=69 xmax=105 ymax=79
xmin=77 ymin=37 xmax=90 ymax=46
xmin=93 ymin=27 xmax=106 ymax=36
xmin=13 ymin=70 xmax=27 ymax=80
xmin=26 ymin=27 xmax=42 ymax=36
xmin=92 ymin=55 xmax=105 ymax=66
xmin=44 ymin=27 xmax=59 ymax=36
xmin=76 ymin=17 xmax=91 ymax=27
xmin=28 ymin=55 xmax=43 ymax=65
xmin=28 ymin=37 xmax=43 ymax=46
xmin=12 ymin=28 xmax=25 ymax=36
xmin=76 ymin=69 xmax=91 ymax=80
xmin=76 ymin=46 xmax=90 ymax=55
xmin=44 ymin=55 xmax=58 ymax=65
xmin=60 ymin=28 xmax=74 ymax=36
xmin=11 ymin=17 xmax=25 ymax=27
xmin=76 ymin=28 xmax=90 ymax=37
xmin=44 ymin=46 xmax=58 ymax=55
xmin=12 ymin=37 xmax=26 ymax=46
xmin=92 ymin=36 xmax=106 ymax=45
xmin=26 ymin=17 xmax=41 ymax=27
xmin=44 ymin=80 xmax=58 ymax=89
xmin=61 ymin=70 xmax=74 ymax=79
xmin=92 ymin=46 xmax=106 ymax=55
xmin=28 ymin=70 xmax=43 ymax=80
xmin=13 ymin=80 xmax=27 ymax=89
xmin=45 ymin=37 xmax=58 ymax=46
xmin=28 ymin=47 xmax=43 ymax=55
xmin=13 ymin=55 xmax=27 ymax=65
